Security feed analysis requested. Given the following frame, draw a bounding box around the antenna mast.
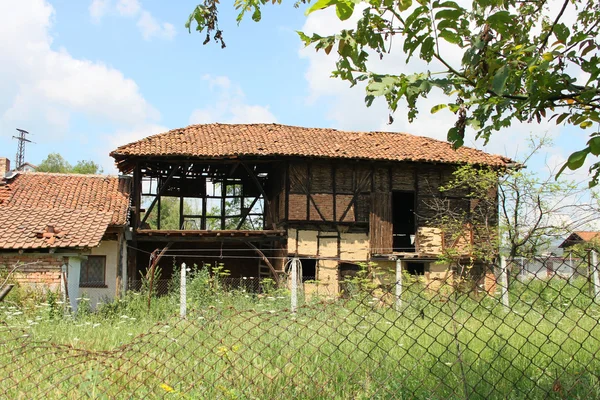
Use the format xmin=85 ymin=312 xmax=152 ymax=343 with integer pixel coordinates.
xmin=12 ymin=128 xmax=31 ymax=169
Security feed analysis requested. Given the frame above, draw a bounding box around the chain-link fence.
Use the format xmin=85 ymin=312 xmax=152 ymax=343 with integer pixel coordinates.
xmin=2 ymin=252 xmax=600 ymax=398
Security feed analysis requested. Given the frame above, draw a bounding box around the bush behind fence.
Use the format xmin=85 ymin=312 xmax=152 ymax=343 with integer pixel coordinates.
xmin=2 ymin=252 xmax=600 ymax=398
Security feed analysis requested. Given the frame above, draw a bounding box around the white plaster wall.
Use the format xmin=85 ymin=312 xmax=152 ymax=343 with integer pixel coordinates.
xmin=80 ymin=240 xmax=119 ymax=308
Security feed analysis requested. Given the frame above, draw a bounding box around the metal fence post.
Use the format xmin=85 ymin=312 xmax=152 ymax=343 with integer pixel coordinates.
xmin=180 ymin=262 xmax=187 ymax=319
xmin=291 ymin=258 xmax=298 ymax=313
xmin=500 ymin=256 xmax=509 ymax=309
xmin=592 ymin=251 xmax=600 ymax=301
xmin=395 ymin=258 xmax=402 ymax=311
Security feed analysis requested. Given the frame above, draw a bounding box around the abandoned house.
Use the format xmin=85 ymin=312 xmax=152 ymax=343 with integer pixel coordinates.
xmin=111 ymin=123 xmax=510 ymax=294
xmin=0 ymin=171 xmax=131 ymax=310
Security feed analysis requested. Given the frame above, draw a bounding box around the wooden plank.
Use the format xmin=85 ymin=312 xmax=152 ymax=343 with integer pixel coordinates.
xmin=369 ymin=192 xmax=393 ymax=254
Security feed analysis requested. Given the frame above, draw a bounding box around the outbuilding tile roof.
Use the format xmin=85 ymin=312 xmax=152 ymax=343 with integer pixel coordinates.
xmin=110 ymin=123 xmax=511 ymax=171
xmin=572 ymin=231 xmax=600 ymax=242
xmin=0 ymin=172 xmax=131 ymax=226
xmin=0 ymin=207 xmax=112 ymax=250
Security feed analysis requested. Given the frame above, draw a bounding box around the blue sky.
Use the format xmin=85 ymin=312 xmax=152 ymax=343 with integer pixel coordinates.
xmin=0 ymin=0 xmax=595 ymax=181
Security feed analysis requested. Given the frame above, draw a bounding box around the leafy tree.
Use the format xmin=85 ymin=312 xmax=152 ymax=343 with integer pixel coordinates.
xmin=37 ymin=153 xmax=71 ymax=173
xmin=72 ymin=160 xmax=103 ymax=175
xmin=429 ymin=136 xmax=598 ymax=264
xmin=187 ymin=0 xmax=600 ymax=183
xmin=37 ymin=153 xmax=103 ymax=174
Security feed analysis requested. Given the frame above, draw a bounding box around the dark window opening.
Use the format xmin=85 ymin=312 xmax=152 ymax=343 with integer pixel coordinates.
xmin=339 ymin=262 xmax=361 ymax=280
xmin=80 ymin=256 xmax=106 ymax=287
xmin=392 ymin=191 xmax=416 ymax=252
xmin=406 ymin=262 xmax=426 ymax=276
xmin=300 ymin=258 xmax=317 ymax=282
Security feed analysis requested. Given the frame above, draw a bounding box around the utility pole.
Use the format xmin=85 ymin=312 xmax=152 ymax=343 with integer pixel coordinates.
xmin=12 ymin=128 xmax=31 ymax=170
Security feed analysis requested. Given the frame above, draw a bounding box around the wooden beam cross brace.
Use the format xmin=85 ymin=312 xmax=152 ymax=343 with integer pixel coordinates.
xmin=338 ymin=170 xmax=373 ymax=222
xmin=246 ymin=242 xmax=281 ymax=286
xmin=240 ymin=162 xmax=275 ymax=229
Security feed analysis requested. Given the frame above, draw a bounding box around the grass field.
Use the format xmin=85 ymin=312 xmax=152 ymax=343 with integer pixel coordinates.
xmin=1 ymin=275 xmax=600 ymax=399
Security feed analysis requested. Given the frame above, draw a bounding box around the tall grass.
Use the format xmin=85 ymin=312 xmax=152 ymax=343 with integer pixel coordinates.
xmin=1 ymin=273 xmax=600 ymax=399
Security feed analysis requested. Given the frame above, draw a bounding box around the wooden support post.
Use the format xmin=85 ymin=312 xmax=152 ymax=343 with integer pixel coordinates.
xmin=284 ymin=161 xmax=290 ymax=222
xmin=133 ymin=162 xmax=141 ymax=230
xmin=221 ymin=180 xmax=226 ymax=230
xmin=240 ymin=162 xmax=275 ymax=229
xmin=139 ymin=165 xmax=180 ymax=228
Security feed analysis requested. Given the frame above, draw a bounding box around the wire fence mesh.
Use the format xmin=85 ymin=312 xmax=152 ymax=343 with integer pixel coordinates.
xmin=2 ymin=252 xmax=600 ymax=398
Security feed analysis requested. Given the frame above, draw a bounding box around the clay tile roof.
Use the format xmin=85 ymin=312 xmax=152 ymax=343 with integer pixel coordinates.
xmin=573 ymin=231 xmax=600 ymax=242
xmin=110 ymin=123 xmax=512 ymax=172
xmin=0 ymin=207 xmax=113 ymax=250
xmin=0 ymin=172 xmax=131 ymax=226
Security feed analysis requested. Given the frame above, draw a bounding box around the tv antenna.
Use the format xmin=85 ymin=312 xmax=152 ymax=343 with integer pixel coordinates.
xmin=12 ymin=128 xmax=32 ymax=169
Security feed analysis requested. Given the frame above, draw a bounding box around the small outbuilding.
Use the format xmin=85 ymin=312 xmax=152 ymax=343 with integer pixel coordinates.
xmin=0 ymin=172 xmax=131 ymax=310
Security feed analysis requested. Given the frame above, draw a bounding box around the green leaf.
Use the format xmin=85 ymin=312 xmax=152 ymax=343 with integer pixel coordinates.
xmin=492 ymin=66 xmax=509 ymax=94
xmin=399 ymin=0 xmax=413 ymax=11
xmin=567 ymin=149 xmax=590 ymax=170
xmin=431 ymin=104 xmax=448 ymax=114
xmin=435 ymin=9 xmax=462 ymax=20
xmin=580 ymin=120 xmax=593 ymax=129
xmin=439 ymin=30 xmax=461 ymax=45
xmin=553 ymin=23 xmax=570 ymax=42
xmin=487 ymin=11 xmax=511 ymax=25
xmin=251 ymin=7 xmax=261 ymax=22
xmin=448 ymin=127 xmax=464 ymax=148
xmin=555 ymin=113 xmax=569 ymax=125
xmin=589 ymin=137 xmax=600 ymax=156
xmin=306 ymin=0 xmax=337 ymax=15
xmin=336 ymin=2 xmax=354 ymax=20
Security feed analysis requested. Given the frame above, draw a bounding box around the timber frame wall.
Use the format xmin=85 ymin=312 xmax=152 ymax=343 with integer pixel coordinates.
xmin=126 ymin=156 xmax=492 ymax=279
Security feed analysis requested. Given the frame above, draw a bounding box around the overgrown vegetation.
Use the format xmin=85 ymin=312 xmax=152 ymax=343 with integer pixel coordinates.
xmin=1 ymin=264 xmax=600 ymax=398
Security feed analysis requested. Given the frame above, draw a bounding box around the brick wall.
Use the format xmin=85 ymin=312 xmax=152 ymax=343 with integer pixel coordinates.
xmin=0 ymin=254 xmax=65 ymax=290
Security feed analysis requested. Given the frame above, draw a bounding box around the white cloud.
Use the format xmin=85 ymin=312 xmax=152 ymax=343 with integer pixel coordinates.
xmin=88 ymin=0 xmax=175 ymax=41
xmin=89 ymin=0 xmax=110 ymax=23
xmin=137 ymin=11 xmax=176 ymax=41
xmin=0 ymin=0 xmax=158 ymax=130
xmin=189 ymin=75 xmax=277 ymax=124
xmin=0 ymin=0 xmax=160 ymax=168
xmin=116 ymin=0 xmax=141 ymax=16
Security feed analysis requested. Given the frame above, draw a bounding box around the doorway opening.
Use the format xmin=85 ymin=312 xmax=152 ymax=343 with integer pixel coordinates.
xmin=392 ymin=191 xmax=416 ymax=252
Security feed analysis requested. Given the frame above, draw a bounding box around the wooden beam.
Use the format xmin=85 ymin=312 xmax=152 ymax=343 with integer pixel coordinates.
xmin=133 ymin=161 xmax=141 ymax=231
xmin=240 ymin=162 xmax=275 ymax=229
xmin=146 ymin=242 xmax=173 ymax=311
xmin=284 ymin=161 xmax=290 ymax=223
xmin=246 ymin=242 xmax=281 ymax=286
xmin=339 ymin=169 xmax=373 ymax=223
xmin=139 ymin=165 xmax=180 ymax=228
xmin=236 ymin=196 xmax=259 ymax=230
xmin=332 ymin=163 xmax=337 ymax=223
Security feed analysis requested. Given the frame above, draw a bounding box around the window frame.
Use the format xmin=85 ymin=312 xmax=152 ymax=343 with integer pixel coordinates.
xmin=79 ymin=255 xmax=107 ymax=288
